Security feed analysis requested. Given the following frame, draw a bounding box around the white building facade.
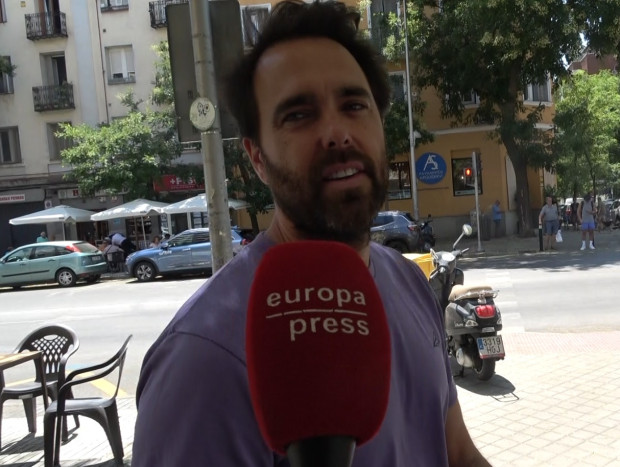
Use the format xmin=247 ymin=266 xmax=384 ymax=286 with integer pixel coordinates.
xmin=0 ymin=0 xmax=170 ymax=249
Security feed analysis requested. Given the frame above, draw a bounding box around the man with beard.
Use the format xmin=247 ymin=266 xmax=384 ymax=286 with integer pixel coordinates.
xmin=132 ymin=2 xmax=489 ymax=466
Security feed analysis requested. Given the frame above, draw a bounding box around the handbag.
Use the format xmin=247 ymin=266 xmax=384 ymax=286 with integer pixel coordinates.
xmin=556 ymin=229 xmax=563 ymax=243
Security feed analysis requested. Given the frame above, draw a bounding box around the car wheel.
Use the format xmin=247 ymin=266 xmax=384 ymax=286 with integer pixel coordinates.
xmin=85 ymin=274 xmax=101 ymax=284
xmin=134 ymin=261 xmax=156 ymax=282
xmin=386 ymin=240 xmax=409 ymax=253
xmin=56 ymin=268 xmax=77 ymax=287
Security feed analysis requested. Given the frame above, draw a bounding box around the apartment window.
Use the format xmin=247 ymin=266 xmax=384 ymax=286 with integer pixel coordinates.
xmin=0 ymin=56 xmax=13 ymax=94
xmin=0 ymin=127 xmax=22 ymax=164
xmin=101 ymin=0 xmax=129 ymax=11
xmin=47 ymin=122 xmax=72 ymax=161
xmin=0 ymin=0 xmax=6 ymax=23
xmin=524 ymin=80 xmax=551 ymax=103
xmin=241 ymin=5 xmax=270 ymax=49
xmin=388 ymin=161 xmax=411 ymax=200
xmin=461 ymin=90 xmax=480 ymax=106
xmin=106 ymin=46 xmax=135 ymax=84
xmin=389 ymin=71 xmax=406 ymax=102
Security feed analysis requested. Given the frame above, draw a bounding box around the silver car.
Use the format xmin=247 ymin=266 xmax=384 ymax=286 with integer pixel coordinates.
xmin=0 ymin=241 xmax=108 ymax=289
xmin=125 ymin=228 xmax=244 ymax=282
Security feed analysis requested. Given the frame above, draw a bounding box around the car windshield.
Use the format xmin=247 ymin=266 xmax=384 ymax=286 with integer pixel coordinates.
xmin=71 ymin=242 xmax=100 ymax=253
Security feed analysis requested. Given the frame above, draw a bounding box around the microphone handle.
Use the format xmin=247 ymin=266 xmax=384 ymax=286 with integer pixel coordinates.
xmin=286 ymin=436 xmax=356 ymax=467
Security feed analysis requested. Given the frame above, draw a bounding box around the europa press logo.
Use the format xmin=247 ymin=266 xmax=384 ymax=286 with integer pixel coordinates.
xmin=264 ymin=286 xmax=370 ymax=342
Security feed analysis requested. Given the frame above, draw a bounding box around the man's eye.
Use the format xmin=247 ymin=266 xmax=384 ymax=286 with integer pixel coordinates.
xmin=281 ymin=110 xmax=313 ymax=124
xmin=344 ymin=101 xmax=368 ymax=111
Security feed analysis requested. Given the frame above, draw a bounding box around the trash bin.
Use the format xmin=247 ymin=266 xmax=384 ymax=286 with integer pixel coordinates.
xmin=469 ymin=210 xmax=491 ymax=240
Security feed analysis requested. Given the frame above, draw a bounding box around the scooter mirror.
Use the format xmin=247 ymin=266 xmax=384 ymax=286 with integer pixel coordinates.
xmin=462 ymin=224 xmax=473 ymax=236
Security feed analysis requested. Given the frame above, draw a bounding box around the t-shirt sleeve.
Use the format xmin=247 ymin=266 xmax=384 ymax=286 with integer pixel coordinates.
xmin=132 ymin=332 xmax=286 ymax=467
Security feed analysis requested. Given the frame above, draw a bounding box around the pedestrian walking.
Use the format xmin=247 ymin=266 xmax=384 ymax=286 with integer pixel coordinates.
xmin=578 ymin=192 xmax=596 ymax=250
xmin=492 ymin=200 xmax=502 ymax=237
xmin=539 ymin=196 xmax=560 ymax=250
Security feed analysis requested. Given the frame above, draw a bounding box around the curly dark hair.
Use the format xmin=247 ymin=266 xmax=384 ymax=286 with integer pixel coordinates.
xmin=224 ymin=0 xmax=390 ymax=142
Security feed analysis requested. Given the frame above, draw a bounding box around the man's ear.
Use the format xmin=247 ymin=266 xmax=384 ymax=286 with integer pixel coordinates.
xmin=243 ymin=137 xmax=269 ymax=185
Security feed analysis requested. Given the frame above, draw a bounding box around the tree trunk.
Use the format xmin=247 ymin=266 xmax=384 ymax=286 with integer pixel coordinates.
xmin=512 ymin=160 xmax=534 ymax=237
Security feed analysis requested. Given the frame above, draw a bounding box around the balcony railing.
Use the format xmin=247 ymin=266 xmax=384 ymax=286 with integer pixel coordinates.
xmin=32 ymin=84 xmax=75 ymax=112
xmin=148 ymin=0 xmax=187 ymax=28
xmin=25 ymin=12 xmax=68 ymax=40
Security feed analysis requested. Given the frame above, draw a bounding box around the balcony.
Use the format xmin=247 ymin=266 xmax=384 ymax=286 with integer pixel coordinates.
xmin=25 ymin=12 xmax=68 ymax=40
xmin=148 ymin=0 xmax=187 ymax=28
xmin=32 ymin=84 xmax=75 ymax=112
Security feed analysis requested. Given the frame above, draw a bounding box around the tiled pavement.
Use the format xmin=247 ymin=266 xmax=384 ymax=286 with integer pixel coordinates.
xmin=3 ymin=331 xmax=619 ymax=466
xmin=2 ymin=231 xmax=620 ymax=466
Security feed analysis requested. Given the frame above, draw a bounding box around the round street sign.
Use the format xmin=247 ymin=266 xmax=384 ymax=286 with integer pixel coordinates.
xmin=190 ymin=97 xmax=216 ymax=131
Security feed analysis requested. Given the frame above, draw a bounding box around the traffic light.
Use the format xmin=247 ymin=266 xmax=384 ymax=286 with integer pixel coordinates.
xmin=463 ymin=166 xmax=473 ymax=178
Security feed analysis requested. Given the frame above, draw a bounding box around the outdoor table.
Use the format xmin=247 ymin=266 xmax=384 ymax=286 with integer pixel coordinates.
xmin=0 ymin=350 xmax=49 ymax=451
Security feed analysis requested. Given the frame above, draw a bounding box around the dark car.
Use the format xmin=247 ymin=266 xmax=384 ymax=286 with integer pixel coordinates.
xmin=125 ymin=228 xmax=244 ymax=282
xmin=0 ymin=241 xmax=108 ymax=289
xmin=370 ymin=211 xmax=419 ymax=253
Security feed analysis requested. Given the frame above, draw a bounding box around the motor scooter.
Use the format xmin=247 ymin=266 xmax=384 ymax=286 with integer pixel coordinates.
xmin=429 ymin=224 xmax=505 ymax=381
xmin=416 ymin=214 xmax=436 ymax=252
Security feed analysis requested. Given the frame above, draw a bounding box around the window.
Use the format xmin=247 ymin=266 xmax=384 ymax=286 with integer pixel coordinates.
xmin=524 ymin=80 xmax=550 ymax=103
xmin=388 ymin=72 xmax=406 ymax=102
xmin=388 ymin=161 xmax=411 ymax=200
xmin=47 ymin=122 xmax=72 ymax=161
xmin=0 ymin=127 xmax=21 ymax=164
xmin=101 ymin=0 xmax=129 ymax=11
xmin=106 ymin=46 xmax=135 ymax=84
xmin=0 ymin=0 xmax=6 ymax=23
xmin=461 ymin=90 xmax=480 ymax=106
xmin=0 ymin=56 xmax=13 ymax=94
xmin=452 ymin=157 xmax=482 ymax=196
xmin=193 ymin=231 xmax=210 ymax=244
xmin=241 ymin=4 xmax=270 ymax=49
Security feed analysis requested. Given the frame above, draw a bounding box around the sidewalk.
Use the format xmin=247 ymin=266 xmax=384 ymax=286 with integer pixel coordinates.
xmin=2 ymin=331 xmax=619 ymax=466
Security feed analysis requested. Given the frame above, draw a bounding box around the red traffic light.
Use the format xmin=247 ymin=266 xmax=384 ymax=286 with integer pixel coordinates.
xmin=463 ymin=167 xmax=473 ymax=177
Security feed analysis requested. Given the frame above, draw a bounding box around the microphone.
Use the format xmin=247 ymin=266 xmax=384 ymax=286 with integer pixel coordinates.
xmin=246 ymin=241 xmax=391 ymax=466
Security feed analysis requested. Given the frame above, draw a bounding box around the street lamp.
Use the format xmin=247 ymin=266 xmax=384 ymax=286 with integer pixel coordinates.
xmin=402 ymin=0 xmax=421 ymax=220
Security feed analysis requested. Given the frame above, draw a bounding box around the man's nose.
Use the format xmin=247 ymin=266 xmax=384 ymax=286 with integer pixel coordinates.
xmin=320 ymin=113 xmax=352 ymax=149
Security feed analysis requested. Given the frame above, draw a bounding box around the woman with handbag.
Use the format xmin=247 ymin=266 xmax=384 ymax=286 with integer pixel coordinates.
xmin=539 ymin=196 xmax=560 ymax=251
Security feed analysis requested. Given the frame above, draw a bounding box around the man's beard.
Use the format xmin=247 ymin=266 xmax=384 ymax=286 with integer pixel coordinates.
xmin=260 ymin=147 xmax=388 ymax=246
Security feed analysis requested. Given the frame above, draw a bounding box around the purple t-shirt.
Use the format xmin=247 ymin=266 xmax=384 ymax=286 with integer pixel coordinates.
xmin=133 ymin=233 xmax=457 ymax=466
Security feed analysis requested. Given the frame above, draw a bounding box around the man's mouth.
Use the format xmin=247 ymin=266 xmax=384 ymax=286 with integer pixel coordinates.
xmin=326 ymin=167 xmax=361 ymax=180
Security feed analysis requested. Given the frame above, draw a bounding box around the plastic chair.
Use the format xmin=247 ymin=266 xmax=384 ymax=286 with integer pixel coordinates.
xmin=0 ymin=324 xmax=79 ymax=449
xmin=43 ymin=335 xmax=132 ymax=467
xmin=106 ymin=251 xmax=125 ymax=273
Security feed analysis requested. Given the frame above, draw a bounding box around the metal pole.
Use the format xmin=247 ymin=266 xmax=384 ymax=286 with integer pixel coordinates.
xmin=188 ymin=0 xmax=233 ymax=272
xmin=402 ymin=0 xmax=419 ymax=221
xmin=472 ymin=151 xmax=484 ymax=252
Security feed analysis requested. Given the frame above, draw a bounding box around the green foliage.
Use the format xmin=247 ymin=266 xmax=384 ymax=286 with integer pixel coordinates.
xmin=553 ymin=70 xmax=620 ymax=198
xmin=569 ymin=0 xmax=620 ymax=58
xmin=0 ymin=56 xmax=16 ymax=77
xmin=223 ymin=140 xmax=273 ymax=218
xmin=150 ymin=41 xmax=175 ymax=107
xmin=405 ymin=0 xmax=583 ymax=233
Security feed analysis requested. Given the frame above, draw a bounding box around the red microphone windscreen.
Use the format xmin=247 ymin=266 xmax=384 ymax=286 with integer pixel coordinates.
xmin=246 ymin=241 xmax=391 ymax=455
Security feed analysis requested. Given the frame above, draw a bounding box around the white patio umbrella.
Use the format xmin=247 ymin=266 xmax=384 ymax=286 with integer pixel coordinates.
xmin=160 ymin=194 xmax=249 ymax=214
xmin=159 ymin=194 xmax=249 ymax=232
xmin=9 ymin=205 xmax=96 ymax=240
xmin=90 ymin=198 xmax=169 ymax=248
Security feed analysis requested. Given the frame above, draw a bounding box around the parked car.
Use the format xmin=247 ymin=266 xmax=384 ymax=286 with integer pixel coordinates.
xmin=370 ymin=211 xmax=419 ymax=253
xmin=125 ymin=228 xmax=244 ymax=282
xmin=0 ymin=241 xmax=108 ymax=289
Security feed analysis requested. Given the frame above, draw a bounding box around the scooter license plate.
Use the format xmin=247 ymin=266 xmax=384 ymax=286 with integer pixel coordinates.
xmin=476 ymin=336 xmax=505 ymax=359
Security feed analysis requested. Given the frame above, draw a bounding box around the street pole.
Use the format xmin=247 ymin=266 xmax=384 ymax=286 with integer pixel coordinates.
xmin=402 ymin=0 xmax=420 ymax=221
xmin=472 ymin=151 xmax=484 ymax=252
xmin=188 ymin=0 xmax=233 ymax=272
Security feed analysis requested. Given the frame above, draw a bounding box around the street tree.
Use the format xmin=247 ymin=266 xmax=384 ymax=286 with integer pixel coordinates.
xmin=554 ymin=70 xmax=620 ymax=199
xmin=569 ymin=0 xmax=620 ymax=58
xmin=406 ymin=0 xmax=582 ymax=235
